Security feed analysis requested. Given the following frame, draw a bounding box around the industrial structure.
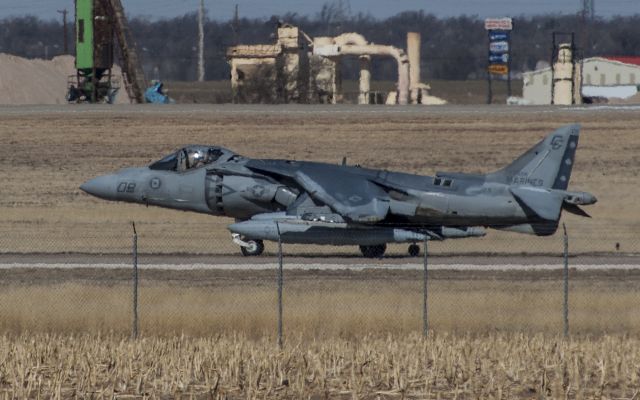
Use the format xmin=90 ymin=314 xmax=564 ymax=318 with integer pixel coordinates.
xmin=226 ymin=24 xmax=444 ymax=105
xmin=67 ymin=0 xmax=147 ymax=104
xmin=523 ymin=56 xmax=640 ymax=104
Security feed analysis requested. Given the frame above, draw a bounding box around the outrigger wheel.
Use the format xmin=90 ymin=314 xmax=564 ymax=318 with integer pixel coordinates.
xmin=408 ymin=243 xmax=420 ymax=257
xmin=240 ymin=239 xmax=264 ymax=256
xmin=359 ymin=244 xmax=387 ymax=258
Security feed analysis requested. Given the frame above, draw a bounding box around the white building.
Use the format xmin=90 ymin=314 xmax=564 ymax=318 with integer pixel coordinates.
xmin=522 ymin=56 xmax=640 ymax=104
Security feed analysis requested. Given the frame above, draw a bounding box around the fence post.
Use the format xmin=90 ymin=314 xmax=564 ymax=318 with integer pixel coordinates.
xmin=132 ymin=222 xmax=139 ymax=340
xmin=563 ymin=223 xmax=569 ymax=338
xmin=422 ymin=237 xmax=429 ymax=337
xmin=276 ymin=222 xmax=283 ymax=349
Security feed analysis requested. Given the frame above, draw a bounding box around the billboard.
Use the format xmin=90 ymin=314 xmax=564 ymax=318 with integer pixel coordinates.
xmin=489 ymin=31 xmax=509 ymax=41
xmin=484 ymin=18 xmax=513 ymax=31
xmin=485 ymin=17 xmax=512 ymax=77
xmin=488 ymin=64 xmax=508 ymax=75
xmin=489 ymin=41 xmax=509 ymax=53
xmin=489 ymin=53 xmax=509 ymax=64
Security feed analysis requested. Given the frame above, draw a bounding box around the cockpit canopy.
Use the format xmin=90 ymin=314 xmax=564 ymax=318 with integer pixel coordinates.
xmin=149 ymin=146 xmax=236 ymax=172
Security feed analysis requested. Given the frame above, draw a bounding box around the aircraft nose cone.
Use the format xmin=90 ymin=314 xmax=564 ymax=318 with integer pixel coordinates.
xmin=80 ymin=174 xmax=118 ymax=200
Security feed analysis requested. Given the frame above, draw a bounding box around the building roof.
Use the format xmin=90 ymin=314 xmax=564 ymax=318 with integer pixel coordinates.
xmin=603 ymin=56 xmax=640 ymax=66
xmin=522 ymin=56 xmax=640 ymax=77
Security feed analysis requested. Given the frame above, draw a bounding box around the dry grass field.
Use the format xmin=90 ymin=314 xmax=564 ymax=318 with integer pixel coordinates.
xmin=0 ymin=268 xmax=639 ymax=336
xmin=0 ymin=104 xmax=638 ymax=255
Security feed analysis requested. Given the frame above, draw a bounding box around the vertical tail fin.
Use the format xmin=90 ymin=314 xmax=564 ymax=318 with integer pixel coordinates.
xmin=488 ymin=124 xmax=580 ymax=189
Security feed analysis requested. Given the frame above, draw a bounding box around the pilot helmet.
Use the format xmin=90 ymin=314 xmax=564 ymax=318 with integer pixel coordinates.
xmin=188 ymin=149 xmax=205 ymax=167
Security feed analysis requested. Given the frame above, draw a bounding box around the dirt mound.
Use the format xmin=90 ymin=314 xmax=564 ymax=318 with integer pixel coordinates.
xmin=0 ymin=54 xmax=129 ymax=105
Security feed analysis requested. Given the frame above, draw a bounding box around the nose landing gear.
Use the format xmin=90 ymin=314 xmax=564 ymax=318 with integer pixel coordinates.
xmin=240 ymin=240 xmax=264 ymax=256
xmin=232 ymin=233 xmax=265 ymax=256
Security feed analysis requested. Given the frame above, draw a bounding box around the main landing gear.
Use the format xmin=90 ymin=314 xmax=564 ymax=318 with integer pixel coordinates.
xmin=233 ymin=237 xmax=420 ymax=258
xmin=232 ymin=234 xmax=265 ymax=257
xmin=359 ymin=244 xmax=387 ymax=258
xmin=359 ymin=243 xmax=420 ymax=258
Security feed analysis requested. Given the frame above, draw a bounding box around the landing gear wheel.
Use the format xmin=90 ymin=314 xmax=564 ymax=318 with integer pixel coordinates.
xmin=408 ymin=244 xmax=420 ymax=257
xmin=240 ymin=240 xmax=264 ymax=256
xmin=359 ymin=244 xmax=387 ymax=258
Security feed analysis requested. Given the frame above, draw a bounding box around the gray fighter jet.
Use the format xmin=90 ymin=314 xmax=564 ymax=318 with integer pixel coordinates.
xmin=80 ymin=124 xmax=596 ymax=257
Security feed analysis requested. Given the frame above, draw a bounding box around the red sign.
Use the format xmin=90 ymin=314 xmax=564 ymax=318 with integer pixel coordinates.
xmin=484 ymin=18 xmax=513 ymax=31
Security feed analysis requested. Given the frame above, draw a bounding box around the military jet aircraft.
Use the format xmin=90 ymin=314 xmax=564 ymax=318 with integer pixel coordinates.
xmin=80 ymin=124 xmax=596 ymax=257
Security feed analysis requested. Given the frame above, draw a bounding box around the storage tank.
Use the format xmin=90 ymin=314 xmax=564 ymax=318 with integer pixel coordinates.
xmin=552 ymin=43 xmax=578 ymax=105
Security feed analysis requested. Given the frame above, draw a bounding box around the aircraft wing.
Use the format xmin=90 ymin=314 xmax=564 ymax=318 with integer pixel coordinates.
xmin=246 ymin=160 xmax=390 ymax=222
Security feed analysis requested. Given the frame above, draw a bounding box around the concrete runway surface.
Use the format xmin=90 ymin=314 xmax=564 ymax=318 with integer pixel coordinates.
xmin=1 ymin=103 xmax=640 ymax=117
xmin=1 ymin=253 xmax=638 ymax=271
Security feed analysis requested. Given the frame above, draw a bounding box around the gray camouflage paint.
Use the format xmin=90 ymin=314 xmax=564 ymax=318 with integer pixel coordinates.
xmin=80 ymin=124 xmax=596 ymax=250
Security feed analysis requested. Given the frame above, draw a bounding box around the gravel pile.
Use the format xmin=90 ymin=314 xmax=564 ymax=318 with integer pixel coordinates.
xmin=0 ymin=53 xmax=129 ymax=105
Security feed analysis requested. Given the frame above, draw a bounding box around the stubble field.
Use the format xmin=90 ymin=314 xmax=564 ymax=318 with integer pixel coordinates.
xmin=2 ymin=331 xmax=640 ymax=399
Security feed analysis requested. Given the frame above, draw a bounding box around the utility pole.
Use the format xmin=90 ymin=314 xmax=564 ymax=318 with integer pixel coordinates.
xmin=57 ymin=9 xmax=68 ymax=54
xmin=580 ymin=0 xmax=595 ymax=56
xmin=232 ymin=4 xmax=239 ymax=45
xmin=197 ymin=0 xmax=205 ymax=82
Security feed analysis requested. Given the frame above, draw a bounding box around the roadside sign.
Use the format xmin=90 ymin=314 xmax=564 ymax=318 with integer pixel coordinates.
xmin=484 ymin=18 xmax=513 ymax=31
xmin=488 ymin=64 xmax=509 ymax=75
xmin=486 ymin=17 xmax=513 ymax=103
xmin=489 ymin=41 xmax=509 ymax=53
xmin=489 ymin=53 xmax=509 ymax=64
xmin=489 ymin=31 xmax=509 ymax=41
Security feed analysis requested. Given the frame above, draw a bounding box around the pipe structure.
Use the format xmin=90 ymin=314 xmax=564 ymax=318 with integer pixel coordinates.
xmin=314 ymin=32 xmax=411 ymax=104
xmin=359 ymin=55 xmax=371 ymax=104
xmin=332 ymin=33 xmax=371 ymax=104
xmin=333 ymin=32 xmax=368 ymax=46
xmin=336 ymin=44 xmax=410 ymax=105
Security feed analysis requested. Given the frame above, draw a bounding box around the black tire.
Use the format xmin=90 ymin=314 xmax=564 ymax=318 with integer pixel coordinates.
xmin=408 ymin=244 xmax=420 ymax=257
xmin=359 ymin=244 xmax=387 ymax=258
xmin=240 ymin=240 xmax=264 ymax=256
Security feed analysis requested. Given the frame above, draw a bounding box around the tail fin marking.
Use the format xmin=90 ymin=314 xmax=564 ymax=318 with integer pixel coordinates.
xmin=488 ymin=124 xmax=580 ymax=190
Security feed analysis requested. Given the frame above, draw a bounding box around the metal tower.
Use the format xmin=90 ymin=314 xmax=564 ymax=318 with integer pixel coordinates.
xmin=580 ymin=0 xmax=594 ymax=57
xmin=582 ymin=0 xmax=595 ymax=20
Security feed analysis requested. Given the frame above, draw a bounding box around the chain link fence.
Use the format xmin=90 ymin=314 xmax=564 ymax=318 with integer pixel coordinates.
xmin=0 ymin=221 xmax=639 ymax=339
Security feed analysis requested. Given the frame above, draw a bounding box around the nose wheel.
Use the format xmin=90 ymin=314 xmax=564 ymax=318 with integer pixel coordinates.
xmin=240 ymin=239 xmax=264 ymax=257
xmin=359 ymin=244 xmax=386 ymax=258
xmin=232 ymin=233 xmax=265 ymax=256
xmin=408 ymin=244 xmax=420 ymax=257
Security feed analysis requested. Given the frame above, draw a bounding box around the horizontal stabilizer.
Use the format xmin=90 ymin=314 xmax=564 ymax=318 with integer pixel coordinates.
xmin=510 ymin=187 xmax=564 ymax=221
